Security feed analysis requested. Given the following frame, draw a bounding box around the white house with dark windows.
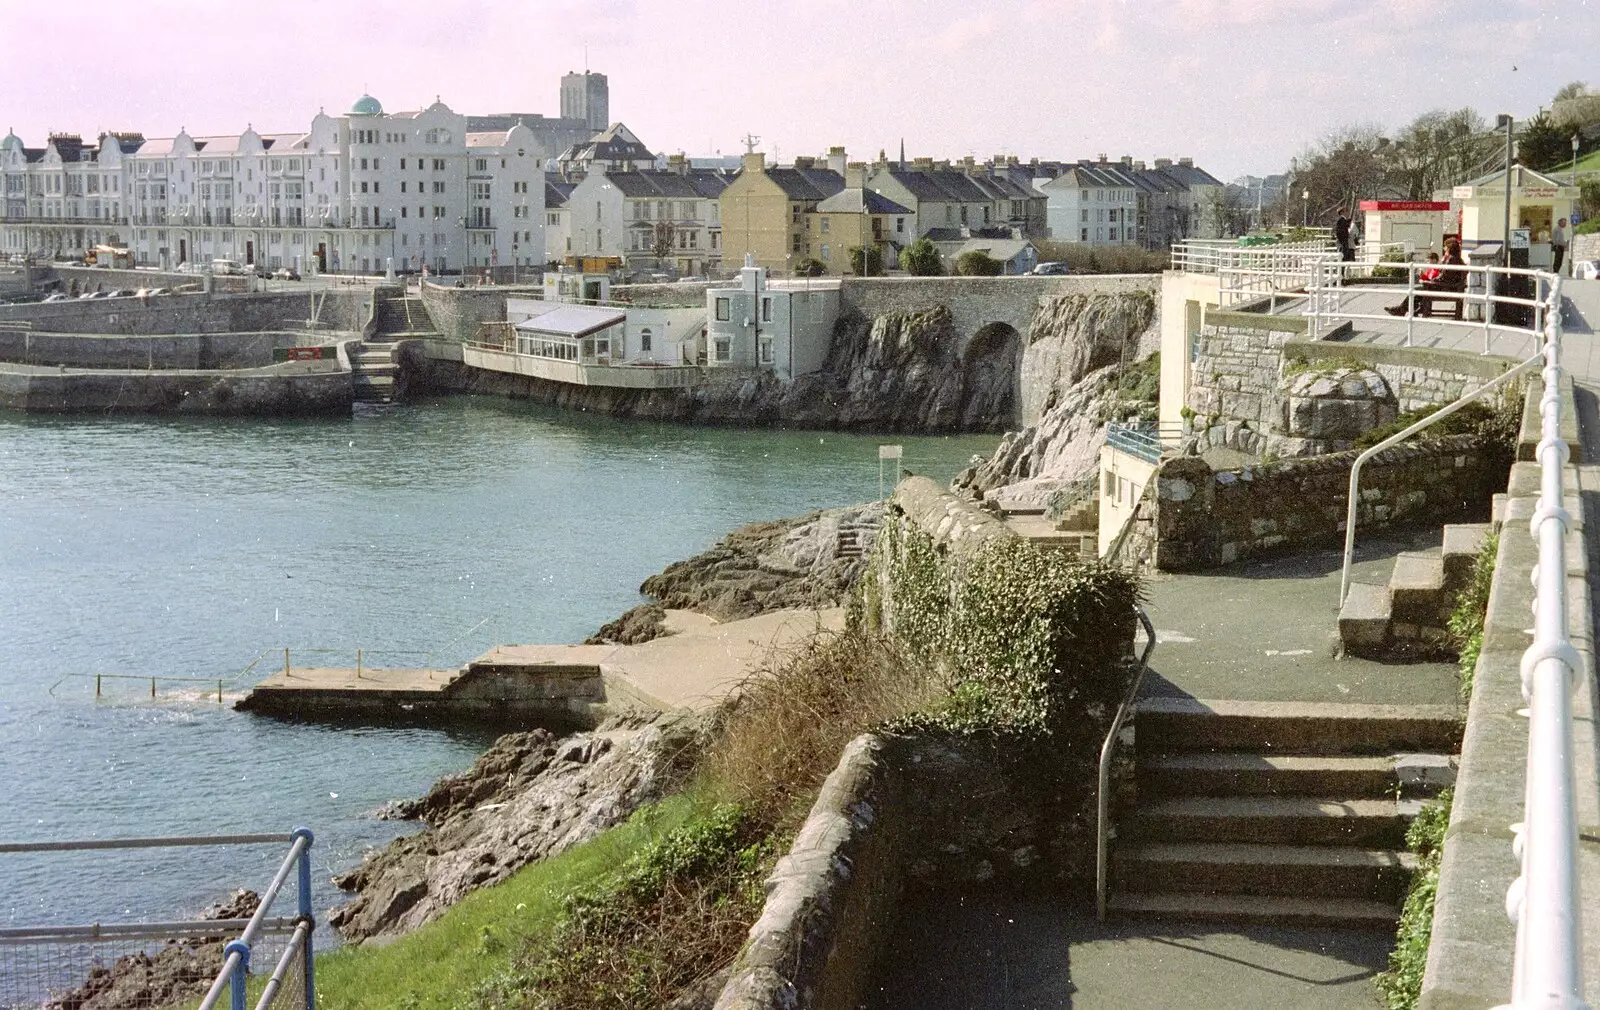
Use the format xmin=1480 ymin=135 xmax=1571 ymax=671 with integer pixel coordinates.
xmin=704 ymin=255 xmax=839 ymax=380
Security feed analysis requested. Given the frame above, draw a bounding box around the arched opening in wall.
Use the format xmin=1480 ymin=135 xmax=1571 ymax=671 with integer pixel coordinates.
xmin=960 ymin=321 xmax=1023 ymax=431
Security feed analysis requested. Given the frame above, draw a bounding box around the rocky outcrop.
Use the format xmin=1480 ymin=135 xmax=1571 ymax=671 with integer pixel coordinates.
xmin=47 ymin=891 xmax=261 ymax=1010
xmin=328 ymin=712 xmax=702 ymax=943
xmin=954 ymin=290 xmax=1159 ymax=507
xmin=630 ymin=502 xmax=885 ymax=626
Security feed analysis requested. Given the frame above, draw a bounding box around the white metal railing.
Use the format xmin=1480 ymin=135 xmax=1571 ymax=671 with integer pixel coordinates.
xmin=1306 ymin=257 xmax=1556 ymax=356
xmin=1506 ymin=271 xmax=1588 ymax=1009
xmin=1096 ymin=607 xmax=1157 ymax=921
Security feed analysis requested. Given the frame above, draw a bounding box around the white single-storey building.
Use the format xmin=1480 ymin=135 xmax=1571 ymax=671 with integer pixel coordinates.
xmin=704 ymin=255 xmax=839 ymax=380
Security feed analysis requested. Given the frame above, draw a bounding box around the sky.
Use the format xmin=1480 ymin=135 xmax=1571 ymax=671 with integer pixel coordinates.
xmin=0 ymin=0 xmax=1593 ymax=182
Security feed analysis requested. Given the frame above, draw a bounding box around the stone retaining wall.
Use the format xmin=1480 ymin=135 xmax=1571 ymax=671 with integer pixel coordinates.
xmin=1283 ymin=340 xmax=1519 ymax=414
xmin=0 ymin=360 xmax=352 ymax=416
xmin=1151 ymin=434 xmax=1499 ymax=570
xmin=714 ymin=731 xmax=1097 ymax=1010
xmin=0 ymin=290 xmax=368 ymax=335
xmin=1571 ymin=231 xmax=1599 ymax=266
xmin=0 ymin=330 xmax=344 ymax=370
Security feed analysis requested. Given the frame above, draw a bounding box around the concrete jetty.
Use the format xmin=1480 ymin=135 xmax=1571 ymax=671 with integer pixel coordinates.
xmin=237 ymin=607 xmax=843 ymax=726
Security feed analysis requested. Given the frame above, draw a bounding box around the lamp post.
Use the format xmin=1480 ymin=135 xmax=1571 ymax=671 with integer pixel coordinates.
xmin=1301 ymin=188 xmax=1309 ymax=228
xmin=1498 ymin=113 xmax=1514 ymax=269
xmin=1574 ymin=133 xmax=1583 ymax=188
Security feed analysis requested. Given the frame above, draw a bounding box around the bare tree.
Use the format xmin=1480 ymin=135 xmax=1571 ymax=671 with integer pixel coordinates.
xmin=651 ymin=220 xmax=676 ymax=262
xmin=1388 ymin=108 xmax=1498 ymax=199
xmin=1554 ymin=81 xmax=1591 ymax=102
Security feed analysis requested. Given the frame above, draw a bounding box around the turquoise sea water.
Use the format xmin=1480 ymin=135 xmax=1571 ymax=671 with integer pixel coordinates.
xmin=0 ymin=396 xmax=994 ymax=941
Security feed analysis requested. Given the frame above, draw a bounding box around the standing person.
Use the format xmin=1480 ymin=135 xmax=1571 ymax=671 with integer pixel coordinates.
xmin=1552 ymin=217 xmax=1568 ymax=275
xmin=1334 ymin=209 xmax=1355 ymax=262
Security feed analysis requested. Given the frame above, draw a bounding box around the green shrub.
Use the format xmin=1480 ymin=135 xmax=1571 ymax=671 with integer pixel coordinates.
xmin=955 ymin=250 xmax=1004 ymax=276
xmin=792 ymin=257 xmax=826 ymax=277
xmin=1031 ymin=241 xmax=1168 ymax=274
xmin=849 ymin=245 xmax=884 ymax=276
xmin=1350 ymin=400 xmax=1515 ymax=455
xmin=899 ymin=237 xmax=943 ymax=276
xmin=1447 ymin=531 xmax=1497 ymax=700
xmin=1375 ymin=789 xmax=1453 ymax=1010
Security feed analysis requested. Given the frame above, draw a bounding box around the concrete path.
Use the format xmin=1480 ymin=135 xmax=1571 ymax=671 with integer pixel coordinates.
xmin=1138 ymin=529 xmax=1463 ymax=707
xmin=866 ymin=892 xmax=1387 ymax=1010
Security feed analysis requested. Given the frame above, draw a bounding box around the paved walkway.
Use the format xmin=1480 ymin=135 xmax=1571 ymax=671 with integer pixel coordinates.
xmin=867 ymin=892 xmax=1388 ymax=1010
xmin=246 ymin=607 xmax=845 ymax=715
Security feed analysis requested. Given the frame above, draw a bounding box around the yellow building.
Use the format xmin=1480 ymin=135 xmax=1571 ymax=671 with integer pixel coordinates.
xmin=804 ymin=174 xmax=913 ymax=275
xmin=718 ymin=153 xmax=843 ymax=274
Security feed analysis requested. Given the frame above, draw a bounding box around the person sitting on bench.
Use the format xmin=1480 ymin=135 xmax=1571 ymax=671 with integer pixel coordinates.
xmin=1385 ymin=240 xmax=1466 ymax=319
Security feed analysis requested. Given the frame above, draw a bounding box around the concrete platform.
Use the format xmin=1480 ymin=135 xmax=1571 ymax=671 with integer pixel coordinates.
xmin=239 ymin=607 xmax=845 ymax=725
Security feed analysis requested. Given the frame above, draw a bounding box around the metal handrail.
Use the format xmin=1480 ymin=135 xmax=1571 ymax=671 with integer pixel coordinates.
xmin=1096 ymin=607 xmax=1157 ymax=921
xmin=1337 ymin=352 xmax=1542 ymax=605
xmin=1508 ymin=272 xmax=1587 ymax=1008
xmin=195 ymin=827 xmax=315 ymax=1010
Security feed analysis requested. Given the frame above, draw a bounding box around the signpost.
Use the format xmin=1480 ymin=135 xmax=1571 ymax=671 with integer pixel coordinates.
xmin=878 ymin=444 xmax=903 ymax=500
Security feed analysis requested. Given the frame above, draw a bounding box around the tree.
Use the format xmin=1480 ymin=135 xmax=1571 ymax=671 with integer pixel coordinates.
xmin=1207 ymin=188 xmax=1253 ymax=237
xmin=1517 ymin=111 xmax=1575 ymax=172
xmin=1554 ymin=81 xmax=1590 ymax=103
xmin=792 ymin=257 xmax=826 ymax=277
xmin=1388 ymin=108 xmax=1497 ymax=198
xmin=1286 ymin=124 xmax=1390 ymax=223
xmin=651 ymin=221 xmax=676 ymax=262
xmin=955 ymin=250 xmax=1004 ymax=276
xmin=848 ymin=245 xmax=884 ymax=276
xmin=899 ymin=237 xmax=942 ymax=276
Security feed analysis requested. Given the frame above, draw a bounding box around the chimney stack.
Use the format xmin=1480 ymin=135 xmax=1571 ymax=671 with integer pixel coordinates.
xmin=1177 ymin=157 xmax=1194 ymax=168
xmin=827 ymin=146 xmax=846 ymax=176
xmin=667 ymin=152 xmax=688 ymax=176
xmin=912 ymin=156 xmax=934 ymax=172
xmin=742 ymin=151 xmax=765 ymax=174
xmin=845 ymin=161 xmax=867 ymax=189
xmin=1154 ymin=158 xmax=1172 ymax=170
xmin=1120 ymin=155 xmax=1133 ymax=167
xmin=793 ymin=155 xmax=816 ymax=169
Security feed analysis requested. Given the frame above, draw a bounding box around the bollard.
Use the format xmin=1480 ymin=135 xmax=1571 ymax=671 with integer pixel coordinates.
xmin=356 ymin=648 xmax=362 ymax=680
xmin=95 ymin=674 xmax=101 ymax=698
xmin=217 ymin=679 xmax=223 ymax=704
xmin=150 ymin=677 xmax=156 ymax=699
xmin=284 ymin=647 xmax=291 ymax=678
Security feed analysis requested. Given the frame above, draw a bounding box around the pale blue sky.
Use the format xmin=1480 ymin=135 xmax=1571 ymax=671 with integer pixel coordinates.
xmin=0 ymin=0 xmax=1593 ymax=179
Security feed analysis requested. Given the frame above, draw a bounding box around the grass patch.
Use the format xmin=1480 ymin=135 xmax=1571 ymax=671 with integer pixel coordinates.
xmin=1446 ymin=531 xmax=1498 ymax=701
xmin=1350 ymin=399 xmax=1518 ymax=457
xmin=1375 ymin=789 xmax=1453 ymax=1010
xmin=310 ymin=794 xmax=704 ymax=1010
xmin=1033 ymin=241 xmax=1170 ymax=274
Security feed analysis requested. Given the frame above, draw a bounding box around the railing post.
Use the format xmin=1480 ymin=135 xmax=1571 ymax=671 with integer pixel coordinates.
xmin=225 ymin=941 xmax=250 ymax=1010
xmin=1483 ymin=268 xmax=1495 ymax=354
xmin=284 ymin=647 xmax=290 ymax=679
xmin=292 ymin=826 xmax=316 ymax=1010
xmin=1405 ymin=263 xmax=1416 ymax=347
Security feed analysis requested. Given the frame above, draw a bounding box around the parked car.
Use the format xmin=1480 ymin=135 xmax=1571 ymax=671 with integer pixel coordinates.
xmin=210 ymin=259 xmax=245 ymax=276
xmin=106 ymin=289 xmax=139 ymax=299
xmin=272 ymin=267 xmax=301 ymax=281
xmin=1031 ymin=261 xmax=1072 ymax=276
xmin=1577 ymin=260 xmax=1599 ymax=282
xmin=7 ymin=253 xmax=26 ymax=265
xmin=134 ymin=287 xmax=171 ymax=298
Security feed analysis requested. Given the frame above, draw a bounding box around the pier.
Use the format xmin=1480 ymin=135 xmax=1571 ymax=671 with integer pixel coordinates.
xmin=238 ymin=608 xmax=844 ymax=726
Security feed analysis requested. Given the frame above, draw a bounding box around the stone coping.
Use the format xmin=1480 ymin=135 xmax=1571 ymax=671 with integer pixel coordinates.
xmin=1204 ymin=309 xmax=1311 ymax=334
xmin=1285 ymin=339 xmax=1519 ymax=382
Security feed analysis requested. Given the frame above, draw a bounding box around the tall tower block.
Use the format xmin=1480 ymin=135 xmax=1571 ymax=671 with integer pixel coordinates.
xmin=560 ymin=72 xmax=609 ymax=133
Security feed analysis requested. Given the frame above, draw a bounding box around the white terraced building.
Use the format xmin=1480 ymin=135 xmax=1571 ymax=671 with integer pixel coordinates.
xmin=0 ymin=93 xmax=545 ymax=275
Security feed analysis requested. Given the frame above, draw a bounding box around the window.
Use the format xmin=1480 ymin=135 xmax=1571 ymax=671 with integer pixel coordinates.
xmin=715 ymin=297 xmax=730 ymax=321
xmin=640 ymin=328 xmax=652 ymax=352
xmin=714 ymin=337 xmax=731 ymax=362
xmin=401 ymin=182 xmax=407 ymax=193
xmin=791 ymin=234 xmax=802 ymax=253
xmin=761 ymin=297 xmax=773 ymax=322
xmin=821 ymin=244 xmax=830 ymax=261
xmin=791 ymin=205 xmax=800 ymax=224
xmin=401 ymin=207 xmax=408 ymax=218
xmin=1081 ymin=228 xmax=1089 ymax=241
xmin=758 ymin=337 xmax=773 ymax=365
xmin=896 ymin=217 xmax=905 ymax=233
xmin=821 ymin=218 xmax=829 ymax=234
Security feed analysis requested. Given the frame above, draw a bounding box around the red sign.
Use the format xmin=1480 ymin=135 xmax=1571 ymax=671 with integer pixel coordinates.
xmin=1359 ymin=201 xmax=1451 ymax=211
xmin=285 ymin=347 xmax=325 ymax=361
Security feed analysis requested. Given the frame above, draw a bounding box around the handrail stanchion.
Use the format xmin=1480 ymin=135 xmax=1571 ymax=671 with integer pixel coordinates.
xmin=226 ymin=941 xmax=249 ymax=1010
xmin=1097 ymin=608 xmax=1157 ymax=922
xmin=294 ymin=826 xmax=316 ymax=1010
xmin=1405 ymin=262 xmax=1416 ymax=347
xmin=1484 ymin=268 xmax=1495 ymax=355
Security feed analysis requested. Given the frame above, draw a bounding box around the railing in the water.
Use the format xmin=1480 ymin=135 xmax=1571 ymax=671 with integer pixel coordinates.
xmin=0 ymin=830 xmax=316 ymax=1010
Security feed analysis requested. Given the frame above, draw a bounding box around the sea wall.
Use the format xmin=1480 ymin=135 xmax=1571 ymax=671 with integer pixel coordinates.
xmin=0 ymin=360 xmax=353 ymax=416
xmin=0 ymin=290 xmax=368 ymax=335
xmin=0 ymin=330 xmax=344 ymax=370
xmin=1150 ymin=434 xmax=1499 ymax=570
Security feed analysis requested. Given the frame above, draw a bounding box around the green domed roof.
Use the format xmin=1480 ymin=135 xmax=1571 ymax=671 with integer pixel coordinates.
xmin=1 ymin=131 xmax=21 ymax=152
xmin=349 ymin=94 xmax=383 ymax=116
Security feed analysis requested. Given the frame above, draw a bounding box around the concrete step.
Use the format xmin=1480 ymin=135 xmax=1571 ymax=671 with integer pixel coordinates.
xmin=1491 ymin=493 xmax=1508 ymax=531
xmin=1137 ymin=752 xmax=1454 ymax=798
xmin=1113 ymin=842 xmax=1416 ymax=902
xmin=1106 ymin=891 xmax=1400 ymax=928
xmin=1128 ymin=795 xmax=1412 ymax=847
xmin=1135 ymin=697 xmax=1462 ymax=756
xmin=1338 ymin=581 xmax=1391 ymax=657
xmin=1389 ymin=551 xmax=1450 ymax=628
xmin=1441 ymin=522 xmax=1492 ymax=591
xmin=352 ymin=373 xmax=395 ymax=388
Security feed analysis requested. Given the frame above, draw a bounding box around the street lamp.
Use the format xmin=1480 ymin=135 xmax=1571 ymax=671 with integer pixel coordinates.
xmin=1301 ymin=188 xmax=1309 ymax=228
xmin=1575 ymin=133 xmax=1583 ymax=188
xmin=1498 ymin=113 xmax=1514 ymax=269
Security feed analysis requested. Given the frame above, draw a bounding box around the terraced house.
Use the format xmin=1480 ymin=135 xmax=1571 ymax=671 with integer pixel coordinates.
xmin=865 ymin=156 xmax=1046 ymax=242
xmin=563 ymin=156 xmax=730 ymax=276
xmin=718 ymin=152 xmax=844 ymax=273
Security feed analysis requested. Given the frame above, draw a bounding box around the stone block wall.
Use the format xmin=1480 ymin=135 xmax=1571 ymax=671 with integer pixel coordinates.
xmin=1282 ymin=340 xmax=1516 ymax=415
xmin=0 ymin=290 xmax=368 ymax=336
xmin=1151 ymin=434 xmax=1498 ymax=571
xmin=1571 ymin=231 xmax=1599 ymax=267
xmin=714 ymin=731 xmax=1097 ymax=1010
xmin=0 ymin=330 xmax=334 ymax=370
xmin=1186 ymin=311 xmax=1308 ymax=429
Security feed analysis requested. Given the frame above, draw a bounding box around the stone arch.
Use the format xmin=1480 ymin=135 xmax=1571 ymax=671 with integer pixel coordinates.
xmin=959 ymin=321 xmax=1024 ymax=430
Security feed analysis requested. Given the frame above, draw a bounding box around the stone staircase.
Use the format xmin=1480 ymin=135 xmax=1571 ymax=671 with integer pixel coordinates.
xmin=350 ymin=342 xmax=400 ymax=404
xmin=373 ymin=294 xmax=438 ymax=340
xmin=1338 ymin=523 xmax=1492 ymax=659
xmin=349 ymin=291 xmax=441 ymax=406
xmin=1108 ymin=697 xmax=1460 ymax=927
xmin=835 ymin=529 xmax=865 ymax=559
